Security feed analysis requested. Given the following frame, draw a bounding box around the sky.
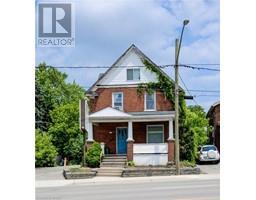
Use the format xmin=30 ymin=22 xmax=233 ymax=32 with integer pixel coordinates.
xmin=36 ymin=0 xmax=220 ymax=111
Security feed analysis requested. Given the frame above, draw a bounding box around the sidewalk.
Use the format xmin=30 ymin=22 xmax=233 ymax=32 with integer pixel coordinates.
xmin=36 ymin=174 xmax=219 ymax=188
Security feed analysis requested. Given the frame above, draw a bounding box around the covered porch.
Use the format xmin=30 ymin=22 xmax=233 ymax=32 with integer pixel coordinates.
xmin=85 ymin=107 xmax=175 ymax=166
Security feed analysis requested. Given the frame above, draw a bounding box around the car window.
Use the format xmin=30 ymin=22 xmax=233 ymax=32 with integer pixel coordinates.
xmin=202 ymin=146 xmax=217 ymax=151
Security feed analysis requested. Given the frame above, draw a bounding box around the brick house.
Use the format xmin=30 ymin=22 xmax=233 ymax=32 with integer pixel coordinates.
xmin=207 ymin=101 xmax=220 ymax=152
xmin=84 ymin=44 xmax=177 ymax=166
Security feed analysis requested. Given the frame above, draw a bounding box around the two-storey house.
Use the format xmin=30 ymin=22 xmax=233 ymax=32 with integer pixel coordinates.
xmin=84 ymin=44 xmax=176 ymax=166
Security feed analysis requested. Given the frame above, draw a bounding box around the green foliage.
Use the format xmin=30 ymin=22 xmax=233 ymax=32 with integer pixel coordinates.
xmin=35 ymin=63 xmax=86 ymax=165
xmin=127 ymin=161 xmax=135 ymax=167
xmin=138 ymin=59 xmax=211 ymax=162
xmin=35 ymin=129 xmax=57 ymax=167
xmin=35 ymin=63 xmax=84 ymax=131
xmin=180 ymin=160 xmax=196 ymax=168
xmin=85 ymin=142 xmax=102 ymax=168
xmin=48 ymin=103 xmax=84 ymax=164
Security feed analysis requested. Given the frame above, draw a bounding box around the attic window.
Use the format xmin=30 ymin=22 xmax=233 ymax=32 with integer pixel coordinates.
xmin=127 ymin=68 xmax=140 ymax=81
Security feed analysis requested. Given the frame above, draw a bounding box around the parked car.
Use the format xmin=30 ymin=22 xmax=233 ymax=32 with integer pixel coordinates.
xmin=197 ymin=145 xmax=220 ymax=163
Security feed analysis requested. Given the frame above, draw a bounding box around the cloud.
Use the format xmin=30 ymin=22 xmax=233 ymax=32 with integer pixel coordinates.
xmin=36 ymin=0 xmax=220 ymax=110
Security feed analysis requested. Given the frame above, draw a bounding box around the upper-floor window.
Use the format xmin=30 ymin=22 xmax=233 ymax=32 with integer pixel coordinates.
xmin=112 ymin=92 xmax=123 ymax=110
xmin=127 ymin=68 xmax=140 ymax=81
xmin=145 ymin=92 xmax=156 ymax=111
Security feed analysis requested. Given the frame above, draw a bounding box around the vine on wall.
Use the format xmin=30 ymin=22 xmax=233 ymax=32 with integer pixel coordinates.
xmin=137 ymin=59 xmax=198 ymax=162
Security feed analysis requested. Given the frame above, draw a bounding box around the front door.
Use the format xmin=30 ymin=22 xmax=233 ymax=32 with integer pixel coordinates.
xmin=117 ymin=128 xmax=128 ymax=154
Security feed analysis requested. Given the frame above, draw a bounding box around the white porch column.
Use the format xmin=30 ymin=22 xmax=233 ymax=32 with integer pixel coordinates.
xmin=87 ymin=121 xmax=94 ymax=142
xmin=168 ymin=118 xmax=174 ymax=140
xmin=127 ymin=120 xmax=134 ymax=141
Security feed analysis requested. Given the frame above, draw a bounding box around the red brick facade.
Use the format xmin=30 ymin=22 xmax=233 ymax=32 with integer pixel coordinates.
xmin=89 ymin=87 xmax=174 ymax=113
xmin=92 ymin=121 xmax=171 ymax=154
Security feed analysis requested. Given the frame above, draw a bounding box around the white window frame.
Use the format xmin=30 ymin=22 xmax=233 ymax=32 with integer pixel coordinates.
xmin=146 ymin=125 xmax=164 ymax=144
xmin=112 ymin=92 xmax=123 ymax=110
xmin=127 ymin=68 xmax=140 ymax=81
xmin=144 ymin=91 xmax=156 ymax=111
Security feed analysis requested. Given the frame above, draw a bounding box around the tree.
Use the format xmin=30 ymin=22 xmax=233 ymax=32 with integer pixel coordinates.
xmin=48 ymin=103 xmax=84 ymax=164
xmin=35 ymin=129 xmax=58 ymax=167
xmin=180 ymin=105 xmax=211 ymax=162
xmin=35 ymin=63 xmax=84 ymax=131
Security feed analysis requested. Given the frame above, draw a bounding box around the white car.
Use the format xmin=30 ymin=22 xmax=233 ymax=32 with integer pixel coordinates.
xmin=197 ymin=145 xmax=220 ymax=163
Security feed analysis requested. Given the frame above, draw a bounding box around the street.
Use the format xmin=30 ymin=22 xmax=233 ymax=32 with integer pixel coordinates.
xmin=36 ymin=164 xmax=219 ymax=200
xmin=36 ymin=174 xmax=219 ymax=200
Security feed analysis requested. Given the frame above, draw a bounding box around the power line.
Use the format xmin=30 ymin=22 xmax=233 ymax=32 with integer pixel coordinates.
xmin=35 ymin=64 xmax=220 ymax=71
xmin=187 ymin=89 xmax=220 ymax=93
xmin=178 ymin=73 xmax=199 ymax=106
xmin=195 ymin=94 xmax=220 ymax=97
xmin=179 ymin=65 xmax=220 ymax=71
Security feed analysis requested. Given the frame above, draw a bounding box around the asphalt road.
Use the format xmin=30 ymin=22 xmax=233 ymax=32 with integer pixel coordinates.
xmin=36 ymin=175 xmax=219 ymax=200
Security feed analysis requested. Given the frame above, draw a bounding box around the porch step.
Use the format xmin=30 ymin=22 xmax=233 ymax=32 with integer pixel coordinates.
xmin=101 ymin=162 xmax=125 ymax=167
xmin=97 ymin=155 xmax=126 ymax=176
xmin=102 ymin=158 xmax=127 ymax=162
xmin=97 ymin=167 xmax=123 ymax=177
xmin=104 ymin=155 xmax=126 ymax=159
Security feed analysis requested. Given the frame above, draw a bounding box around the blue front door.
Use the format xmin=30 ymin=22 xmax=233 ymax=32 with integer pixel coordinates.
xmin=117 ymin=128 xmax=128 ymax=154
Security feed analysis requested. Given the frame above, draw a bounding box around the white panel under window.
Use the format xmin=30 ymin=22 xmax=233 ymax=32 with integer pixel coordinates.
xmin=147 ymin=125 xmax=164 ymax=143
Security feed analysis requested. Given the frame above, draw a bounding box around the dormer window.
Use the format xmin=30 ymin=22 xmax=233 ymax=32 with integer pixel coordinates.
xmin=112 ymin=92 xmax=123 ymax=110
xmin=127 ymin=68 xmax=140 ymax=81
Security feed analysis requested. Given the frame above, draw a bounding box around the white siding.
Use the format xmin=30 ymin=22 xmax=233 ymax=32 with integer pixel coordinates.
xmin=99 ymin=49 xmax=158 ymax=85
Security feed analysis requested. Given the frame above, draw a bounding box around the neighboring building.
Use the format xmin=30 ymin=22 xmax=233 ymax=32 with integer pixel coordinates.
xmin=207 ymin=101 xmax=220 ymax=152
xmin=84 ymin=44 xmax=178 ymax=166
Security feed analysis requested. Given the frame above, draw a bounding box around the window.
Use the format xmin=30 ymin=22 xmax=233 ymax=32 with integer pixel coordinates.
xmin=147 ymin=125 xmax=164 ymax=143
xmin=112 ymin=92 xmax=123 ymax=110
xmin=145 ymin=92 xmax=156 ymax=110
xmin=127 ymin=68 xmax=140 ymax=81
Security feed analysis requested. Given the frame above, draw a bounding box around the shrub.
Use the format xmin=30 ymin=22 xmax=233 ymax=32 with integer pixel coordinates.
xmin=63 ymin=134 xmax=84 ymax=164
xmin=35 ymin=129 xmax=58 ymax=167
xmin=127 ymin=161 xmax=135 ymax=167
xmin=85 ymin=142 xmax=102 ymax=168
xmin=180 ymin=160 xmax=196 ymax=168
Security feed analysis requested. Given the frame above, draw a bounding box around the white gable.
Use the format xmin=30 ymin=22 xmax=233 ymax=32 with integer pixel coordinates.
xmin=89 ymin=107 xmax=131 ymax=118
xmin=97 ymin=48 xmax=158 ymax=86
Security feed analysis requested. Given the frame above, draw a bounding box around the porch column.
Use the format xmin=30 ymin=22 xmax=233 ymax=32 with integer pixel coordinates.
xmin=167 ymin=118 xmax=175 ymax=165
xmin=86 ymin=122 xmax=94 ymax=148
xmin=168 ymin=118 xmax=174 ymax=140
xmin=127 ymin=120 xmax=134 ymax=161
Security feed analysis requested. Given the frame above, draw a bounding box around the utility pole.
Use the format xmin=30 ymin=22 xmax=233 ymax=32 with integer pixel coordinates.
xmin=174 ymin=19 xmax=189 ymax=175
xmin=174 ymin=38 xmax=180 ymax=175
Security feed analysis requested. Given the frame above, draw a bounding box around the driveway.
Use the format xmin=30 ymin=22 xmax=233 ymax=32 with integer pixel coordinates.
xmin=36 ymin=166 xmax=64 ymax=180
xmin=197 ymin=163 xmax=220 ymax=174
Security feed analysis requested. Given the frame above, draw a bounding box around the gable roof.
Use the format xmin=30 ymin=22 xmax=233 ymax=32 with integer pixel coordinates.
xmin=89 ymin=107 xmax=132 ymax=119
xmin=87 ymin=44 xmax=180 ymax=93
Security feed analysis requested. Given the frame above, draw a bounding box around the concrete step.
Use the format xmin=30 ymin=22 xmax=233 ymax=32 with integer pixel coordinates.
xmin=104 ymin=155 xmax=126 ymax=159
xmin=103 ymin=157 xmax=126 ymax=161
xmin=97 ymin=172 xmax=122 ymax=177
xmin=101 ymin=162 xmax=125 ymax=166
xmin=102 ymin=159 xmax=126 ymax=162
xmin=98 ymin=168 xmax=123 ymax=173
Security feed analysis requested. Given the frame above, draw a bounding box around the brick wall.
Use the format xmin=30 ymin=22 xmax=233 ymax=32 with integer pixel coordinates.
xmin=89 ymin=87 xmax=173 ymax=113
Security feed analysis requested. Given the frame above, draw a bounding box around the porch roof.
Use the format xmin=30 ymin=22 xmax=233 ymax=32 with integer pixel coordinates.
xmin=89 ymin=107 xmax=175 ymax=122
